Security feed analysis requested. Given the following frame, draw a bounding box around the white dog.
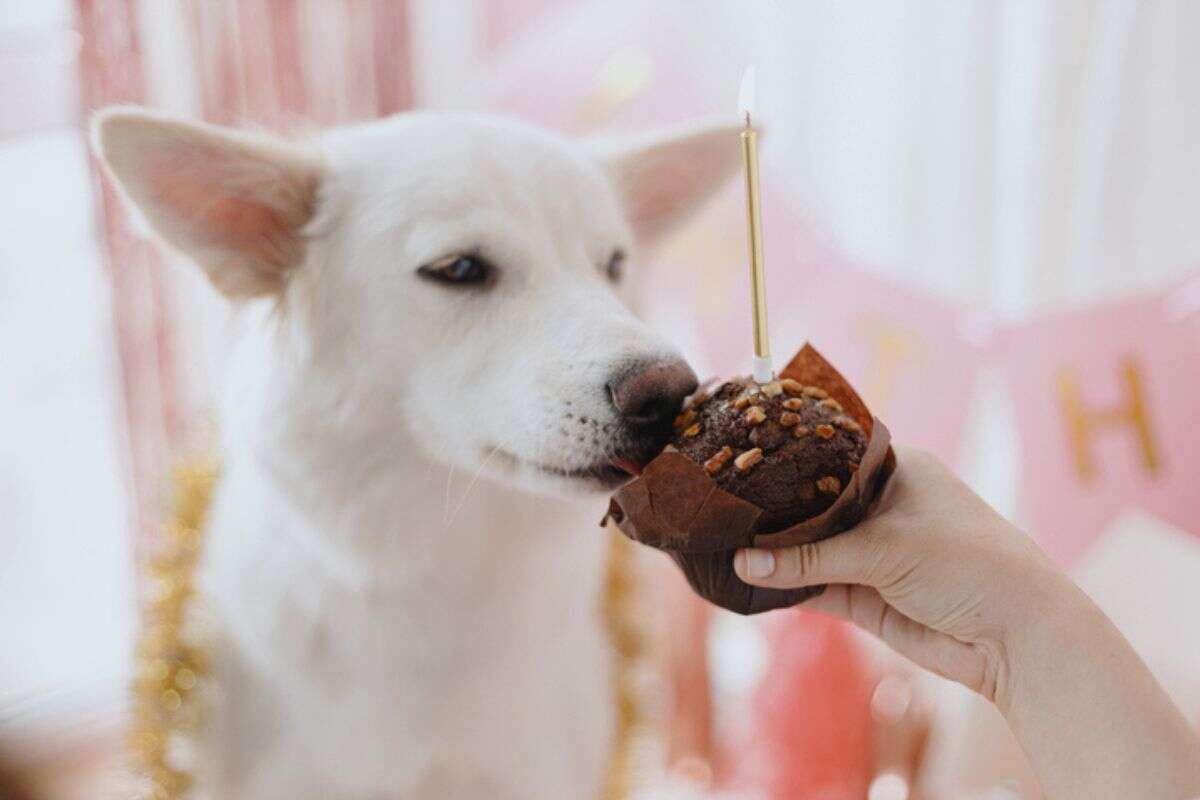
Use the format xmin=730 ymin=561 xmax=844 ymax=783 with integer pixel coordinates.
xmin=94 ymin=108 xmax=740 ymax=799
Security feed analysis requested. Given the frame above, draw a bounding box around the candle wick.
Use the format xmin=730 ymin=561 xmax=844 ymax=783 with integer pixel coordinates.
xmin=742 ymin=110 xmax=752 ymax=128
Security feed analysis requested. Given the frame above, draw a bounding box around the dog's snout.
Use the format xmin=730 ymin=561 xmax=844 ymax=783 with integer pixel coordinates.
xmin=606 ymin=358 xmax=698 ymax=427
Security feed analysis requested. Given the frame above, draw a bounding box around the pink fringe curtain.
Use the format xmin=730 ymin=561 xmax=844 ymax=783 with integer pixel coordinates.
xmin=186 ymin=1 xmax=412 ymax=129
xmin=77 ymin=0 xmax=413 ymax=558
xmin=78 ymin=0 xmax=180 ymax=565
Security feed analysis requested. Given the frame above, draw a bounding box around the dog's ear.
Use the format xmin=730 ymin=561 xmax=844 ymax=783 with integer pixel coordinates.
xmin=591 ymin=119 xmax=743 ymax=246
xmin=91 ymin=107 xmax=324 ymax=299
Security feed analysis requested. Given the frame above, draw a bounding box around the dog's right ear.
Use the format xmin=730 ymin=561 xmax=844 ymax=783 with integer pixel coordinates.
xmin=91 ymin=107 xmax=324 ymax=299
xmin=590 ymin=119 xmax=743 ymax=247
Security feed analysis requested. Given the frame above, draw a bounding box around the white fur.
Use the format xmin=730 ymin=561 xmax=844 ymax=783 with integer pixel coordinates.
xmin=94 ymin=109 xmax=739 ymax=799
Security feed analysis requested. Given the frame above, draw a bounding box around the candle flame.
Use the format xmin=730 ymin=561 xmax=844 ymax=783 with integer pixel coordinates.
xmin=737 ymin=65 xmax=757 ymax=125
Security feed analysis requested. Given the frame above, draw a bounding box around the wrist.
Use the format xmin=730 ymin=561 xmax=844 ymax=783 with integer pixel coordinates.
xmin=994 ymin=567 xmax=1200 ymax=798
xmin=995 ymin=568 xmax=1099 ymax=715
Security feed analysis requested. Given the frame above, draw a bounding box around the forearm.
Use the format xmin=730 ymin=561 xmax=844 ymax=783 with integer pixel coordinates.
xmin=1001 ymin=575 xmax=1200 ymax=799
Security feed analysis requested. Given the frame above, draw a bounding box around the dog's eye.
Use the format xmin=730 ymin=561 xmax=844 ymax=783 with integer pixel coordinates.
xmin=417 ymin=254 xmax=493 ymax=286
xmin=605 ymin=250 xmax=625 ymax=283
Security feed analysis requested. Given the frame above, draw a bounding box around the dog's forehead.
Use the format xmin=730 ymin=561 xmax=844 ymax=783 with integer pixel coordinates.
xmin=323 ymin=113 xmax=618 ymax=215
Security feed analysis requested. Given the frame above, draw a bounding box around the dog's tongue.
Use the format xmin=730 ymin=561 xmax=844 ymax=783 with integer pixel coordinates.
xmin=609 ymin=457 xmax=645 ymax=478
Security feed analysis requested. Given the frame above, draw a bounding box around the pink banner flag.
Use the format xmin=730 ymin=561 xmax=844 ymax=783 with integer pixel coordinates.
xmin=773 ymin=258 xmax=988 ymax=464
xmin=649 ymin=221 xmax=984 ymax=465
xmin=999 ymin=284 xmax=1200 ymax=565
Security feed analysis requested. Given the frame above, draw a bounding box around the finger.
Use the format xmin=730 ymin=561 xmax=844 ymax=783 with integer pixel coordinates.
xmin=805 ymin=585 xmax=988 ymax=691
xmin=733 ymin=526 xmax=886 ymax=590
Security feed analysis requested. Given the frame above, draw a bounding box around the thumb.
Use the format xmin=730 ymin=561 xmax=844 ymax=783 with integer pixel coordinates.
xmin=733 ymin=527 xmax=885 ymax=590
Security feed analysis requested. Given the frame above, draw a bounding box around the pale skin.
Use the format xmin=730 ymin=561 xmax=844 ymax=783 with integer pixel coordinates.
xmin=733 ymin=447 xmax=1200 ymax=800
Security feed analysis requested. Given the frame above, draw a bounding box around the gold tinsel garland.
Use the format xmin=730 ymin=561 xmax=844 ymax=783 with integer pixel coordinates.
xmin=600 ymin=531 xmax=646 ymax=800
xmin=128 ymin=459 xmax=218 ymax=800
xmin=129 ymin=460 xmax=643 ymax=799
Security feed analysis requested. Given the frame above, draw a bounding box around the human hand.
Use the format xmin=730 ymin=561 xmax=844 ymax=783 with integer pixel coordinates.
xmin=734 ymin=447 xmax=1063 ymax=705
xmin=733 ymin=447 xmax=1200 ymax=799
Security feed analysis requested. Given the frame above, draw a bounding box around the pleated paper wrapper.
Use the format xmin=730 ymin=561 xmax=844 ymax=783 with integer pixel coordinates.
xmin=604 ymin=344 xmax=897 ymax=614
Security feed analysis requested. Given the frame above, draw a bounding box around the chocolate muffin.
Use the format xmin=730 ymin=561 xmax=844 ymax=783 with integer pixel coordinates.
xmin=604 ymin=343 xmax=896 ymax=615
xmin=671 ymin=377 xmax=868 ymax=532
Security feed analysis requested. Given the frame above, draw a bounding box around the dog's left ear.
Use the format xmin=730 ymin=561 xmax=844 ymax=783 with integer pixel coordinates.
xmin=591 ymin=119 xmax=744 ymax=245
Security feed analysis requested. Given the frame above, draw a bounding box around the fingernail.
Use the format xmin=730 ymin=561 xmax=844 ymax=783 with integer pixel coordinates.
xmin=743 ymin=549 xmax=775 ymax=578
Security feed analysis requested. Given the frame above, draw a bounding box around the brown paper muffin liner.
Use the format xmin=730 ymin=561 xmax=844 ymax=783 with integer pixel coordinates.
xmin=603 ymin=344 xmax=897 ymax=615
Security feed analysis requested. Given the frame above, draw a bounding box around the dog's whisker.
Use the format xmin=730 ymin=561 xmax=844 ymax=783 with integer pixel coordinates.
xmin=445 ymin=446 xmax=500 ymax=529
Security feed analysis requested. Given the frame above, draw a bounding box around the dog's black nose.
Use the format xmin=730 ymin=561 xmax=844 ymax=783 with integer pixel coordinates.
xmin=606 ymin=358 xmax=698 ymax=427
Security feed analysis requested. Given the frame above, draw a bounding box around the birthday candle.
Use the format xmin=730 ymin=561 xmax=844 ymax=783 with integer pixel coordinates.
xmin=738 ymin=65 xmax=773 ymax=384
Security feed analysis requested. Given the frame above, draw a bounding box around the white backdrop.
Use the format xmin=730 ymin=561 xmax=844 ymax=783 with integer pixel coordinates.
xmin=414 ymin=0 xmax=1200 ymax=310
xmin=746 ymin=0 xmax=1200 ymax=313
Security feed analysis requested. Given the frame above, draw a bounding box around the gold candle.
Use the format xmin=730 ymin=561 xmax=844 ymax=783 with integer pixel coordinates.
xmin=738 ymin=66 xmax=773 ymax=384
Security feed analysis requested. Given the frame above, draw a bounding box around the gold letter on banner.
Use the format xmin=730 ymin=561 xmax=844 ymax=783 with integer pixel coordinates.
xmin=858 ymin=318 xmax=922 ymax=415
xmin=1056 ymin=357 xmax=1160 ymax=482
